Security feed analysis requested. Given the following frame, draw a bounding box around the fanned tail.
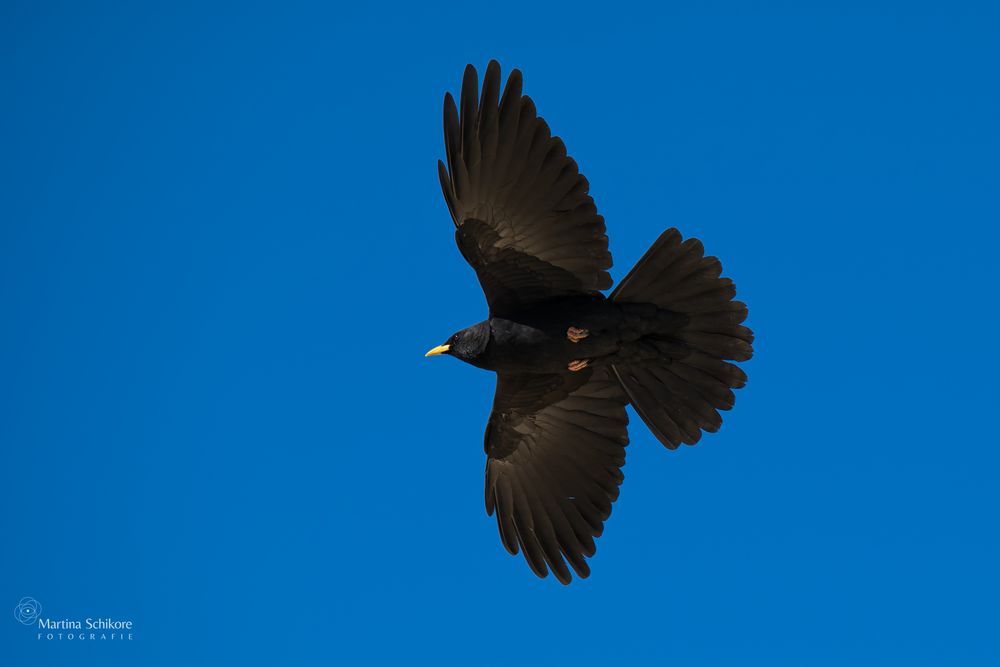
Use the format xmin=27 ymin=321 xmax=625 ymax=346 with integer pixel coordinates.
xmin=610 ymin=228 xmax=753 ymax=449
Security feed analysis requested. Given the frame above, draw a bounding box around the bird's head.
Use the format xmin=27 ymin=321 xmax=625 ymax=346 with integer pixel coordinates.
xmin=425 ymin=321 xmax=490 ymax=365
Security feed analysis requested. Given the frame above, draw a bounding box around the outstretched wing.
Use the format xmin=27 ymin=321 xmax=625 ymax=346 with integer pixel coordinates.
xmin=438 ymin=60 xmax=613 ymax=316
xmin=484 ymin=367 xmax=630 ymax=584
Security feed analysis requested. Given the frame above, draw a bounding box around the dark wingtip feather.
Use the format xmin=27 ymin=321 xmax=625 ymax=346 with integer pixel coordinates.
xmin=442 ymin=93 xmax=460 ymax=176
xmin=462 ymin=63 xmax=478 ymax=88
xmin=460 ymin=65 xmax=480 ymax=162
xmin=485 ymin=479 xmax=496 ymax=515
xmin=480 ymin=61 xmax=501 ymax=112
xmin=498 ymin=67 xmax=523 ymax=121
xmin=484 ymin=60 xmax=501 ymax=84
xmin=553 ymin=566 xmax=573 ymax=585
xmin=437 ymin=160 xmax=457 ymax=224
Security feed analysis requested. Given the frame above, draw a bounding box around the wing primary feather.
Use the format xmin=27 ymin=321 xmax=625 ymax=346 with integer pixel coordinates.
xmin=509 ymin=473 xmax=549 ymax=578
xmin=517 ymin=458 xmax=580 ymax=583
xmin=491 ymin=470 xmax=519 ymax=555
xmin=442 ymin=93 xmax=460 ymax=196
xmin=437 ymin=160 xmax=457 ymax=224
xmin=460 ymin=64 xmax=480 ymax=174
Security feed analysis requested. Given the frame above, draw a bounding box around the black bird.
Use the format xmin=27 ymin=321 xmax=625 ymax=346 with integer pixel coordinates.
xmin=426 ymin=61 xmax=754 ymax=584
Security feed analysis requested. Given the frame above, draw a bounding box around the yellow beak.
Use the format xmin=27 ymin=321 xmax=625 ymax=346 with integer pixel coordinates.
xmin=424 ymin=344 xmax=450 ymax=357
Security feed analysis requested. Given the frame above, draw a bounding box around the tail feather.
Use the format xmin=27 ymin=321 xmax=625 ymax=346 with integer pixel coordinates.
xmin=611 ymin=228 xmax=753 ymax=449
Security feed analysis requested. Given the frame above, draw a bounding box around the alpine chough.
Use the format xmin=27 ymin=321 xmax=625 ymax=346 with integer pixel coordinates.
xmin=426 ymin=61 xmax=754 ymax=584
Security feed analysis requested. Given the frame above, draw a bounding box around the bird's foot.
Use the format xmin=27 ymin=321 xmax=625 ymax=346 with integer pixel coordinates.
xmin=567 ymin=327 xmax=589 ymax=343
xmin=567 ymin=359 xmax=590 ymax=372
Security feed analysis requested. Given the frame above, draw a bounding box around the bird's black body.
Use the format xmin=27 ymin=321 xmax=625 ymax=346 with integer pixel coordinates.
xmin=427 ymin=61 xmax=754 ymax=584
xmin=452 ymin=296 xmax=687 ymax=374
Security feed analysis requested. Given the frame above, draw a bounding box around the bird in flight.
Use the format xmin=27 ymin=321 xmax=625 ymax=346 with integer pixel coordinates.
xmin=426 ymin=61 xmax=754 ymax=584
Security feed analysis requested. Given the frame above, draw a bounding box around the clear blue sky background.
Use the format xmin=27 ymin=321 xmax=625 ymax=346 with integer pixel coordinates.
xmin=2 ymin=1 xmax=998 ymax=665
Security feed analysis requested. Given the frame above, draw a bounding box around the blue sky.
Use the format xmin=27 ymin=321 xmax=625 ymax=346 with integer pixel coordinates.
xmin=2 ymin=1 xmax=998 ymax=665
